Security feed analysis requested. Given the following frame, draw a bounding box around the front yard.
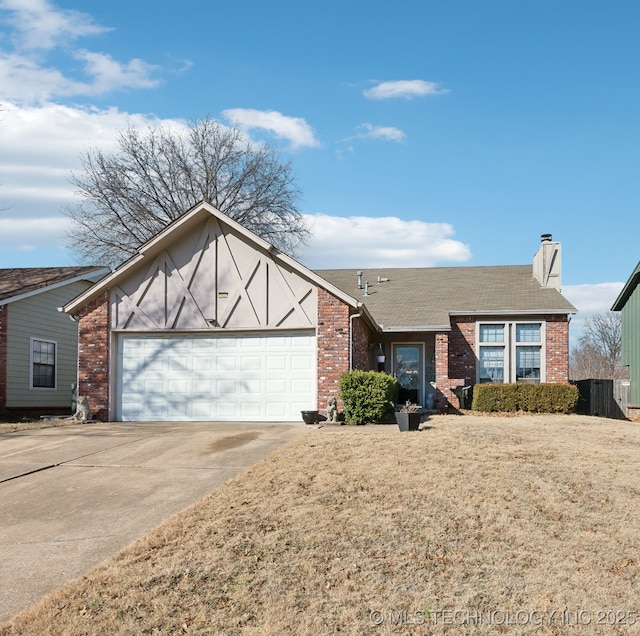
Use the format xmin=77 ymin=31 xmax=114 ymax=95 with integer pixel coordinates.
xmin=2 ymin=413 xmax=639 ymax=635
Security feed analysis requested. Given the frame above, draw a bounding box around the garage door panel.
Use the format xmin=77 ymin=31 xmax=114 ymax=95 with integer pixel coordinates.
xmin=117 ymin=332 xmax=316 ymax=422
xmin=266 ymin=378 xmax=287 ymax=393
xmin=243 ymin=379 xmax=262 ymax=394
xmin=192 ymin=402 xmax=213 ymax=418
xmin=242 ymin=356 xmax=262 ymax=371
xmin=291 ymin=378 xmax=313 ymax=393
xmin=291 ymin=355 xmax=312 ymax=370
xmin=266 ymin=355 xmax=287 ymax=370
xmin=193 ymin=357 xmax=213 ymax=371
xmin=265 ymin=402 xmax=287 ymax=418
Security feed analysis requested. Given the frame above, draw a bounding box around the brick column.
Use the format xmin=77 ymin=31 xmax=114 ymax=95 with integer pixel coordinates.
xmin=449 ymin=318 xmax=476 ymax=385
xmin=317 ymin=288 xmax=350 ymax=413
xmin=545 ymin=318 xmax=570 ymax=383
xmin=435 ymin=332 xmax=452 ymax=410
xmin=0 ymin=305 xmax=7 ymax=410
xmin=78 ymin=292 xmax=110 ymax=420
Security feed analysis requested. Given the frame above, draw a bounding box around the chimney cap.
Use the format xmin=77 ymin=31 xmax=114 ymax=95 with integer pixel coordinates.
xmin=540 ymin=233 xmax=552 ymax=242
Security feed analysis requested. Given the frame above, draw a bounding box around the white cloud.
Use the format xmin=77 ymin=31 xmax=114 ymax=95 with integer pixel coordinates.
xmin=298 ymin=214 xmax=471 ymax=269
xmin=354 ymin=123 xmax=406 ymax=143
xmin=0 ymin=0 xmax=109 ymax=51
xmin=72 ymin=50 xmax=160 ymax=94
xmin=0 ymin=216 xmax=70 ymax=252
xmin=563 ymin=282 xmax=624 ymax=314
xmin=0 ymin=1 xmax=159 ymax=101
xmin=0 ymin=100 xmax=164 ymax=168
xmin=222 ymin=108 xmax=320 ymax=150
xmin=363 ymin=79 xmax=449 ymax=100
xmin=563 ymin=282 xmax=624 ymax=346
xmin=0 ymin=100 xmax=188 ymax=220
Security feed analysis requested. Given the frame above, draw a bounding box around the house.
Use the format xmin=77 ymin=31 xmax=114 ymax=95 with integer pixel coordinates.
xmin=0 ymin=267 xmax=109 ymax=418
xmin=63 ymin=202 xmax=576 ymax=422
xmin=611 ymin=261 xmax=640 ymax=421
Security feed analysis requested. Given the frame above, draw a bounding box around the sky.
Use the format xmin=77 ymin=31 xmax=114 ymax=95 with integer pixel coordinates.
xmin=1 ymin=0 xmax=638 ymax=343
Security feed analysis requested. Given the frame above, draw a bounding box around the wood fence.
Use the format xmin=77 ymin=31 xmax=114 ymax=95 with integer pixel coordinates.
xmin=573 ymin=379 xmax=630 ymax=419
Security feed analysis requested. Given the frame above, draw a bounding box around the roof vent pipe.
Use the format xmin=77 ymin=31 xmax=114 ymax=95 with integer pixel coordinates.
xmin=357 ymin=271 xmax=363 ymax=289
xmin=364 ymin=280 xmax=369 ymax=296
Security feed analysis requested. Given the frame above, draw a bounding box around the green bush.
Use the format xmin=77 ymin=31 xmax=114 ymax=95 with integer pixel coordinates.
xmin=339 ymin=370 xmax=399 ymax=425
xmin=471 ymin=383 xmax=579 ymax=414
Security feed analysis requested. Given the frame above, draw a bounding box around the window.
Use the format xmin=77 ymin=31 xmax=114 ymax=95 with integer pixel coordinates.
xmin=479 ymin=324 xmax=504 ymax=343
xmin=515 ymin=324 xmax=541 ymax=383
xmin=32 ymin=339 xmax=56 ymax=389
xmin=516 ymin=347 xmax=541 ymax=383
xmin=477 ymin=322 xmax=544 ymax=384
xmin=479 ymin=346 xmax=505 ymax=383
xmin=516 ymin=324 xmax=540 ymax=342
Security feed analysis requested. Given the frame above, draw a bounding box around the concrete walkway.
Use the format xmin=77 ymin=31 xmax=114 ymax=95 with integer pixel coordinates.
xmin=0 ymin=421 xmax=310 ymax=623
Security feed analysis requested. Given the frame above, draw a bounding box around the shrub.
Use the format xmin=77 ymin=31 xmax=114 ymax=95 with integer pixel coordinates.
xmin=339 ymin=370 xmax=399 ymax=425
xmin=472 ymin=383 xmax=579 ymax=414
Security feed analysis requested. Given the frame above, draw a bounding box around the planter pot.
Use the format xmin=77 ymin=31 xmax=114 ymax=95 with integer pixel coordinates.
xmin=301 ymin=410 xmax=319 ymax=425
xmin=394 ymin=411 xmax=421 ymax=432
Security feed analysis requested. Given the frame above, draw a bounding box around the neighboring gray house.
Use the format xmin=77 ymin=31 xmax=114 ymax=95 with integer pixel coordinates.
xmin=0 ymin=267 xmax=109 ymax=417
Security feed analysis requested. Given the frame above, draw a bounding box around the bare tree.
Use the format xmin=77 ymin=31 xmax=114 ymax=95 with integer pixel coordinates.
xmin=570 ymin=311 xmax=624 ymax=380
xmin=65 ymin=117 xmax=308 ymax=267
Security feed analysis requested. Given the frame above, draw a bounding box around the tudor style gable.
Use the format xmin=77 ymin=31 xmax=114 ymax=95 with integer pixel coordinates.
xmin=111 ymin=216 xmax=317 ymax=331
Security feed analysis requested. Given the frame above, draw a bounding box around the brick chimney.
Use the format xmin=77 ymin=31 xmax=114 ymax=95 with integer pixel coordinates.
xmin=533 ymin=233 xmax=561 ymax=290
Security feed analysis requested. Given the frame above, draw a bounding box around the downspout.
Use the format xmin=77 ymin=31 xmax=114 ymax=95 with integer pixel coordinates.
xmin=349 ymin=312 xmax=362 ymax=370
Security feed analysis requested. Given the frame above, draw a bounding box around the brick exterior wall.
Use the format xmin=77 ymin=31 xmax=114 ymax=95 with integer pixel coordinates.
xmin=544 ymin=316 xmax=570 ymax=383
xmin=317 ymin=287 xmax=368 ymax=414
xmin=78 ymin=292 xmax=110 ymax=421
xmin=434 ymin=332 xmax=452 ymax=410
xmin=435 ymin=315 xmax=571 ymax=410
xmin=449 ymin=318 xmax=476 ymax=386
xmin=0 ymin=305 xmax=7 ymax=410
xmin=351 ymin=316 xmax=371 ymax=371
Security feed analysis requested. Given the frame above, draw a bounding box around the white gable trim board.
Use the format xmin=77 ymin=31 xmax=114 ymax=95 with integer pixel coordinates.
xmin=116 ymin=331 xmax=317 ymax=422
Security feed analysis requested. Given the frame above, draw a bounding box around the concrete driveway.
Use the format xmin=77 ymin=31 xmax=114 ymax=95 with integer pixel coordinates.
xmin=0 ymin=421 xmax=310 ymax=623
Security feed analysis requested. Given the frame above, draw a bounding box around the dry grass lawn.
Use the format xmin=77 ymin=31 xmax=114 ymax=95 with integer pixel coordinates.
xmin=2 ymin=414 xmax=640 ymax=635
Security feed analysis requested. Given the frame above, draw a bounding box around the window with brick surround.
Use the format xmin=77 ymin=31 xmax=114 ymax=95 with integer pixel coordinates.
xmin=477 ymin=322 xmax=544 ymax=384
xmin=31 ymin=338 xmax=57 ymax=389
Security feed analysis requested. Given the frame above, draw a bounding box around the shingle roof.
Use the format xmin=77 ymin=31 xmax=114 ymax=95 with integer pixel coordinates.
xmin=0 ymin=267 xmax=108 ymax=303
xmin=315 ymin=265 xmax=577 ymax=331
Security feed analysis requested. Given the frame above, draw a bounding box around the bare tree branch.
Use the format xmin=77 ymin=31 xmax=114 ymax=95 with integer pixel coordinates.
xmin=570 ymin=311 xmax=624 ymax=380
xmin=64 ymin=117 xmax=308 ymax=267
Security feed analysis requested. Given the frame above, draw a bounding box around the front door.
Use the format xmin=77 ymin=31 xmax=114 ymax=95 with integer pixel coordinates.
xmin=392 ymin=344 xmax=423 ymax=406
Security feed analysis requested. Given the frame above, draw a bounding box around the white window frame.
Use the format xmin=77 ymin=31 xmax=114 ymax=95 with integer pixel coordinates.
xmin=476 ymin=321 xmax=546 ymax=384
xmin=30 ymin=337 xmax=58 ymax=390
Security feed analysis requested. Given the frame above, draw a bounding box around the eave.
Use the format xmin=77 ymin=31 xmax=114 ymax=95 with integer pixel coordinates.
xmin=612 ymin=261 xmax=640 ymax=311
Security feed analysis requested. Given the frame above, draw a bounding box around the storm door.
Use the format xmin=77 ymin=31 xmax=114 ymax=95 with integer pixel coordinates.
xmin=392 ymin=344 xmax=424 ymax=406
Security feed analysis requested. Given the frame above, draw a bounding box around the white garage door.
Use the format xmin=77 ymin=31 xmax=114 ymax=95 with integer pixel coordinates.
xmin=116 ymin=332 xmax=316 ymax=422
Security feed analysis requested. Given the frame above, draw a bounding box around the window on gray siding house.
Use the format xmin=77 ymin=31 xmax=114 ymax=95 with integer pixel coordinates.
xmin=32 ymin=339 xmax=56 ymax=389
xmin=477 ymin=322 xmax=544 ymax=384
